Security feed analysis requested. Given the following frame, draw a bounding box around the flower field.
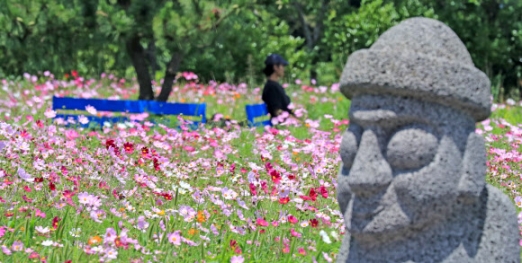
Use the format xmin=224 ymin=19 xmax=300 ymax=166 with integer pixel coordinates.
xmin=0 ymin=72 xmax=521 ymax=263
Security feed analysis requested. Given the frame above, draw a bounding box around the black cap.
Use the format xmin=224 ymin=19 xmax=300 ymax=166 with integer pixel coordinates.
xmin=264 ymin=53 xmax=289 ymax=66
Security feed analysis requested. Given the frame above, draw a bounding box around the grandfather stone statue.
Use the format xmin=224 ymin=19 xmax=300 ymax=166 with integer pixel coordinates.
xmin=336 ymin=17 xmax=519 ymax=263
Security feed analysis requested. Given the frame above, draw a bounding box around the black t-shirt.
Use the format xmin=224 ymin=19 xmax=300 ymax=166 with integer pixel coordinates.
xmin=262 ymin=80 xmax=294 ymax=119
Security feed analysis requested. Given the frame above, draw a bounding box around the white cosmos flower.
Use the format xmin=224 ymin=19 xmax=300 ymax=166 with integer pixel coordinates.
xmin=85 ymin=105 xmax=97 ymax=115
xmin=35 ymin=226 xmax=50 ymax=235
xmin=179 ymin=181 xmax=193 ymax=191
xmin=78 ymin=115 xmax=89 ymax=125
xmin=41 ymin=240 xmax=53 ymax=246
xmin=319 ymin=230 xmax=332 ymax=244
xmin=330 ymin=231 xmax=340 ymax=241
xmin=69 ymin=228 xmax=81 ymax=238
xmin=173 ymin=184 xmax=187 ymax=195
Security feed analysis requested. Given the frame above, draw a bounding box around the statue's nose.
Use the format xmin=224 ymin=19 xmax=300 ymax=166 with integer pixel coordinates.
xmin=347 ymin=129 xmax=393 ymax=197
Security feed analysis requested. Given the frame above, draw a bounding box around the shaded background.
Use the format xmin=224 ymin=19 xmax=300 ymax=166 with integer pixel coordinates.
xmin=1 ymin=0 xmax=521 ymax=102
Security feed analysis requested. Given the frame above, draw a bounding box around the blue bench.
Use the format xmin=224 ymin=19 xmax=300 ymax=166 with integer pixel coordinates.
xmin=245 ymin=103 xmax=272 ymax=127
xmin=52 ymin=96 xmax=207 ymax=128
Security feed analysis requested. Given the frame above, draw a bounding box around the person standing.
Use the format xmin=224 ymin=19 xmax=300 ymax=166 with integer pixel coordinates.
xmin=261 ymin=54 xmax=300 ymax=123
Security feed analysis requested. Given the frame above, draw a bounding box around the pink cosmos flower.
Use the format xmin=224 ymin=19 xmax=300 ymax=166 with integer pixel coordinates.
xmin=256 ymin=218 xmax=269 ymax=227
xmin=78 ymin=192 xmax=91 ymax=205
xmin=11 ymin=241 xmax=23 ymax=252
xmin=22 ymin=195 xmax=33 ymax=203
xmin=90 ymin=210 xmax=106 ymax=223
xmin=1 ymin=245 xmax=11 ymax=255
xmin=85 ymin=105 xmax=97 ymax=115
xmin=168 ymin=230 xmax=181 ymax=246
xmin=88 ymin=195 xmax=102 ymax=208
xmin=290 ymin=228 xmax=302 ymax=238
xmin=515 ymin=196 xmax=522 ymax=208
xmin=0 ymin=227 xmax=5 ymax=238
xmin=287 ymin=215 xmax=298 ymax=224
xmin=178 ymin=206 xmax=196 ymax=222
xmin=323 ymin=252 xmax=333 ymax=262
xmin=17 ymin=167 xmax=34 ymax=183
xmin=282 ymin=243 xmax=290 ymax=254
xmin=44 ymin=109 xmax=56 ymax=119
xmin=103 ymin=247 xmax=118 ymax=260
xmin=331 ymin=83 xmax=340 ymax=92
xmin=136 ymin=216 xmax=149 ymax=231
xmin=64 ymin=129 xmax=79 ymax=140
xmin=182 ymin=72 xmax=198 ymax=80
xmin=211 ymin=224 xmax=219 ymax=236
xmin=231 ymin=255 xmax=244 ymax=263
xmin=104 ymin=228 xmax=117 ymax=244
xmin=28 ymin=251 xmax=39 ymax=259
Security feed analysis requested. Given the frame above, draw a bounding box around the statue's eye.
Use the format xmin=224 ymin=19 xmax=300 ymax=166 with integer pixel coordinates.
xmin=386 ymin=127 xmax=438 ymax=171
xmin=340 ymin=124 xmax=362 ymax=171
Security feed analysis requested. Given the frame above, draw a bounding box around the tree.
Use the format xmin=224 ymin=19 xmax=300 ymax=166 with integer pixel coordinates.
xmin=2 ymin=0 xmax=520 ymax=100
xmin=96 ymin=0 xmax=299 ymax=101
xmin=258 ymin=0 xmax=358 ymax=83
xmin=324 ymin=0 xmax=522 ymax=100
xmin=419 ymin=0 xmax=522 ymax=99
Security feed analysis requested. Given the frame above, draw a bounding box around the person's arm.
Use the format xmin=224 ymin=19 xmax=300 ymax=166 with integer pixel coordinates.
xmin=264 ymin=85 xmax=284 ymax=116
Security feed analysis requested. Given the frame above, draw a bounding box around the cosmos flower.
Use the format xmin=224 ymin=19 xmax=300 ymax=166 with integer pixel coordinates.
xmin=178 ymin=205 xmax=196 ymax=222
xmin=136 ymin=216 xmax=149 ymax=231
xmin=290 ymin=228 xmax=302 ymax=238
xmin=35 ymin=226 xmax=50 ymax=235
xmin=103 ymin=247 xmax=118 ymax=261
xmin=85 ymin=105 xmax=97 ymax=115
xmin=231 ymin=255 xmax=244 ymax=263
xmin=0 ymin=74 xmax=519 ymax=263
xmin=256 ymin=218 xmax=269 ymax=227
xmin=319 ymin=230 xmax=332 ymax=244
xmin=11 ymin=241 xmax=23 ymax=252
xmin=17 ymin=167 xmax=34 ymax=183
xmin=41 ymin=240 xmax=53 ymax=247
xmin=78 ymin=192 xmax=91 ymax=205
xmin=70 ymin=228 xmax=81 ymax=238
xmin=168 ymin=231 xmax=182 ymax=246
xmin=44 ymin=109 xmax=56 ymax=118
xmin=287 ymin=215 xmax=298 ymax=224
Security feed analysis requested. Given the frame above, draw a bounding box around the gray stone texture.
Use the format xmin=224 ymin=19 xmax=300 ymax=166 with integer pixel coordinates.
xmin=336 ymin=17 xmax=519 ymax=263
xmin=339 ymin=17 xmax=491 ymax=122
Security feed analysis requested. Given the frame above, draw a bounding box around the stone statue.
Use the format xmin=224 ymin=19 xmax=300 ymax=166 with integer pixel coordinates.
xmin=336 ymin=17 xmax=519 ymax=263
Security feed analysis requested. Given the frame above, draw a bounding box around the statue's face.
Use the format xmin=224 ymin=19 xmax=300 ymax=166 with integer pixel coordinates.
xmin=337 ymin=94 xmax=475 ymax=242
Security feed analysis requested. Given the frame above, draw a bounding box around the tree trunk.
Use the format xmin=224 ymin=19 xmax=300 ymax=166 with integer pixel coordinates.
xmin=310 ymin=68 xmax=318 ymax=83
xmin=146 ymin=40 xmax=158 ymax=77
xmin=126 ymin=35 xmax=154 ymax=100
xmin=156 ymin=52 xmax=183 ymax=102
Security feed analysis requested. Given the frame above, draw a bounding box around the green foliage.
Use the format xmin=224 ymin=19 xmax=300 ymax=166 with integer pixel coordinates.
xmin=160 ymin=4 xmax=308 ymax=84
xmin=0 ymin=0 xmax=521 ymax=96
xmin=492 ymin=105 xmax=522 ymax=125
xmin=422 ymin=0 xmax=522 ymax=97
xmin=324 ymin=0 xmax=435 ymax=74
